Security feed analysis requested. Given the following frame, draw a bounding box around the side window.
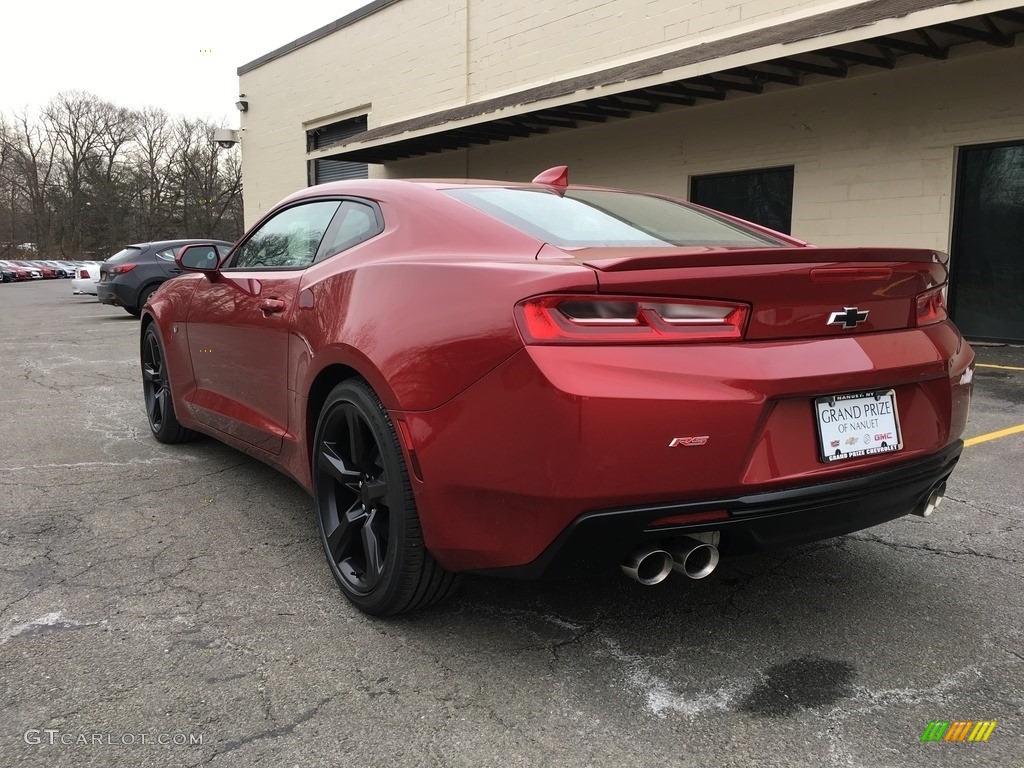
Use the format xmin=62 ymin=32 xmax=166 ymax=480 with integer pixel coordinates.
xmin=230 ymin=201 xmax=341 ymax=269
xmin=316 ymin=201 xmax=383 ymax=262
xmin=155 ymin=248 xmax=178 ymax=262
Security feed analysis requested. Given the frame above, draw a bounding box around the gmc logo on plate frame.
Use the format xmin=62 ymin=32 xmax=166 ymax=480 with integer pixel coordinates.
xmin=669 ymin=436 xmax=709 ymax=447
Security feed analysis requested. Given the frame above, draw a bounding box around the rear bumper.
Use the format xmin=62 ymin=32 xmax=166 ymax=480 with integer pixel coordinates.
xmin=474 ymin=440 xmax=962 ymax=579
xmin=96 ymin=282 xmax=130 ymax=306
xmin=401 ymin=322 xmax=972 ymax=573
xmin=71 ymin=278 xmax=98 ymax=295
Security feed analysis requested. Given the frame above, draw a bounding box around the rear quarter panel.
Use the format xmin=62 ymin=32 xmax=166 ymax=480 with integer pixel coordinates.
xmin=291 ymin=257 xmax=598 ymax=411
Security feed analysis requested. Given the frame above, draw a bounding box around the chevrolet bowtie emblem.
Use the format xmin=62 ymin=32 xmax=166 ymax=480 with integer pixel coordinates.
xmin=827 ymin=307 xmax=869 ymax=329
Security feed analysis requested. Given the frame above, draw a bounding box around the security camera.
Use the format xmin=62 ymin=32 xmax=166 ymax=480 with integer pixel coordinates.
xmin=213 ymin=128 xmax=239 ymax=149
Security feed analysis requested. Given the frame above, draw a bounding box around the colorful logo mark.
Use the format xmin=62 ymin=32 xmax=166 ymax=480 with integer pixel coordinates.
xmin=920 ymin=721 xmax=996 ymax=742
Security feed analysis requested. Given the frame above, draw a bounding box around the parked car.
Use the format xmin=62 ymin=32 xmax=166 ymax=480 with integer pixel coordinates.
xmin=0 ymin=259 xmax=42 ymax=280
xmin=1 ymin=262 xmax=21 ymax=282
xmin=98 ymin=240 xmax=233 ymax=316
xmin=140 ymin=168 xmax=974 ymax=616
xmin=25 ymin=261 xmax=57 ymax=279
xmin=39 ymin=260 xmax=73 ymax=278
xmin=71 ymin=262 xmax=103 ymax=295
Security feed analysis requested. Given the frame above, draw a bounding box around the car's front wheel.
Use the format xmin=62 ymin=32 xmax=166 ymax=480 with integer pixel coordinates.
xmin=313 ymin=379 xmax=459 ymax=615
xmin=141 ymin=325 xmax=197 ymax=444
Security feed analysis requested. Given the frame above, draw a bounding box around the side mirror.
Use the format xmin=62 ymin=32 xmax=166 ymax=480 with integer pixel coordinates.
xmin=176 ymin=244 xmax=222 ymax=276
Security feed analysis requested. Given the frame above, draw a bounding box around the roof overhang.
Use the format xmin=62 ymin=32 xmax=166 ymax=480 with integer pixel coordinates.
xmin=312 ymin=0 xmax=1024 ymax=164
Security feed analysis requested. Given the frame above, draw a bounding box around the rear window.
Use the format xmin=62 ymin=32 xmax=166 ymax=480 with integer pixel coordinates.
xmin=445 ymin=188 xmax=784 ymax=248
xmin=105 ymin=247 xmax=143 ymax=264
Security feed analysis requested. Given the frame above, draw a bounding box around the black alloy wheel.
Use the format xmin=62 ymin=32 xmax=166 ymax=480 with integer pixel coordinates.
xmin=141 ymin=325 xmax=196 ymax=444
xmin=313 ymin=379 xmax=459 ymax=615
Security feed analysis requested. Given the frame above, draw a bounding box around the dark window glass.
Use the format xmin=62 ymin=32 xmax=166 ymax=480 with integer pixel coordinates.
xmin=950 ymin=142 xmax=1024 ymax=342
xmin=307 ymin=115 xmax=367 ymax=151
xmin=316 ymin=201 xmax=382 ymax=261
xmin=445 ymin=188 xmax=783 ymax=248
xmin=229 ymin=202 xmax=341 ymax=269
xmin=155 ymin=248 xmax=178 ymax=262
xmin=690 ymin=167 xmax=794 ymax=234
xmin=105 ymin=246 xmax=143 ymax=264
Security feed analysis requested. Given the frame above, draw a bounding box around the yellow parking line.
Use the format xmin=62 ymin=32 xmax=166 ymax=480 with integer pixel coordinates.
xmin=976 ymin=363 xmax=1024 ymax=372
xmin=964 ymin=423 xmax=1024 ymax=447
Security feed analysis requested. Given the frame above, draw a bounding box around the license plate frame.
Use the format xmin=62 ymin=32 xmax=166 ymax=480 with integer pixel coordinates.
xmin=814 ymin=389 xmax=903 ymax=463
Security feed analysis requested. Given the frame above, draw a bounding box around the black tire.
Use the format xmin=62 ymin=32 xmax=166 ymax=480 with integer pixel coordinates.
xmin=313 ymin=379 xmax=460 ymax=616
xmin=126 ymin=284 xmax=158 ymax=317
xmin=141 ymin=325 xmax=197 ymax=444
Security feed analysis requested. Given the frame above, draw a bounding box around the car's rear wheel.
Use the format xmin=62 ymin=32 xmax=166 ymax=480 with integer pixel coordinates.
xmin=313 ymin=379 xmax=459 ymax=615
xmin=126 ymin=284 xmax=158 ymax=317
xmin=142 ymin=325 xmax=197 ymax=444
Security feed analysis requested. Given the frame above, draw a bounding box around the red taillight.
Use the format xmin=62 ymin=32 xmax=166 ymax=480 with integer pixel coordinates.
xmin=110 ymin=264 xmax=137 ymax=275
xmin=915 ymin=287 xmax=948 ymax=326
xmin=515 ymin=295 xmax=750 ymax=344
xmin=79 ymin=269 xmax=91 ymax=279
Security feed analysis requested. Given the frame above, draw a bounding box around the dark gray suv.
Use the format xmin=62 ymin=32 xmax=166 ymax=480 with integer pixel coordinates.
xmin=97 ymin=240 xmax=233 ymax=316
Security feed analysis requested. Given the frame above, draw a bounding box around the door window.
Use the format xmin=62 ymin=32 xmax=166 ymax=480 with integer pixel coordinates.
xmin=229 ymin=201 xmax=341 ymax=269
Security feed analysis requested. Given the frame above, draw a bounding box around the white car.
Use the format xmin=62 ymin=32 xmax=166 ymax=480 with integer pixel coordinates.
xmin=72 ymin=262 xmax=103 ymax=295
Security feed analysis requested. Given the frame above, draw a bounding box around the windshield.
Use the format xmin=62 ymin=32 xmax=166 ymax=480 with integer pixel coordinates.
xmin=445 ymin=188 xmax=784 ymax=248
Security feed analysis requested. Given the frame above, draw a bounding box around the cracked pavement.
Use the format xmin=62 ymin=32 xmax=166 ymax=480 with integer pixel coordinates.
xmin=1 ymin=280 xmax=1022 ymax=767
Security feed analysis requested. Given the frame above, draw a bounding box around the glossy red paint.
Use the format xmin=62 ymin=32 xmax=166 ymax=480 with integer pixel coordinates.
xmin=142 ymin=176 xmax=973 ymax=575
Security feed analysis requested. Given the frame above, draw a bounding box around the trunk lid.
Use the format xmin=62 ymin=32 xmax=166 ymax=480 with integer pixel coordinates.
xmin=568 ymin=246 xmax=948 ymax=340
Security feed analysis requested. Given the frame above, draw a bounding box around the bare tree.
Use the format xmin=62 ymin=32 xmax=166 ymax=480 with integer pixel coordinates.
xmin=0 ymin=92 xmax=243 ymax=258
xmin=0 ymin=110 xmax=59 ymax=252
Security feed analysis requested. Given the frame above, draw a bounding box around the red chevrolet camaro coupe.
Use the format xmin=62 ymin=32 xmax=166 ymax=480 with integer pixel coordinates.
xmin=140 ymin=167 xmax=974 ymax=615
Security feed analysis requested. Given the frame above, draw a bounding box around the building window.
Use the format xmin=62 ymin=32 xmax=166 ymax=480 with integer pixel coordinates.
xmin=690 ymin=166 xmax=794 ymax=234
xmin=307 ymin=115 xmax=369 ymax=185
xmin=950 ymin=141 xmax=1024 ymax=342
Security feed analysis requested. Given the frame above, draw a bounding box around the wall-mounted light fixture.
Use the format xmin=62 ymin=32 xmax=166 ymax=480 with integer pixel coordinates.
xmin=235 ymin=100 xmax=249 ymax=112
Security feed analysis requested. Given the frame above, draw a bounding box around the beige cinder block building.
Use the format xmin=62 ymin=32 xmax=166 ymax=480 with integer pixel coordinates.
xmin=237 ymin=0 xmax=1024 ymax=342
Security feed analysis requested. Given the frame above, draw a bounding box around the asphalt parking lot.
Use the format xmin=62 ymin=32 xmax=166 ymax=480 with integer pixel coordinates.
xmin=1 ymin=279 xmax=1021 ymax=767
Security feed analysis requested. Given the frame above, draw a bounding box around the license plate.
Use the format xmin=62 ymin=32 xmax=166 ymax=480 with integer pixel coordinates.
xmin=814 ymin=390 xmax=902 ymax=463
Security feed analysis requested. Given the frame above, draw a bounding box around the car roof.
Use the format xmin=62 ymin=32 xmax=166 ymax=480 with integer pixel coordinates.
xmin=125 ymin=239 xmax=234 ymax=250
xmin=272 ymin=177 xmax=645 ymax=216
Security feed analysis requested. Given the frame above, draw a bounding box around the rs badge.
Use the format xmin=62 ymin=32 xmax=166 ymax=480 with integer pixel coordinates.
xmin=669 ymin=436 xmax=709 ymax=447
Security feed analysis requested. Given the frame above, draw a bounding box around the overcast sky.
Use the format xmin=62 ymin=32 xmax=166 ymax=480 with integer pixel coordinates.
xmin=1 ymin=0 xmax=371 ymax=124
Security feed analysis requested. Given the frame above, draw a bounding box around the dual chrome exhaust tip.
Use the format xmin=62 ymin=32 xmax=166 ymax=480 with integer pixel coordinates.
xmin=623 ymin=482 xmax=950 ymax=584
xmin=914 ymin=481 xmax=947 ymax=517
xmin=620 ymin=536 xmax=720 ymax=585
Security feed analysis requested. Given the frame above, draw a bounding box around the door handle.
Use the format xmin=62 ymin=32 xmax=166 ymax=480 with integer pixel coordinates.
xmin=260 ymin=298 xmax=286 ymax=314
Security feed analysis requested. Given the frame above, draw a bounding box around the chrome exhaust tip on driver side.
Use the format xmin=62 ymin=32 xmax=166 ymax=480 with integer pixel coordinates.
xmin=620 ymin=545 xmax=674 ymax=585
